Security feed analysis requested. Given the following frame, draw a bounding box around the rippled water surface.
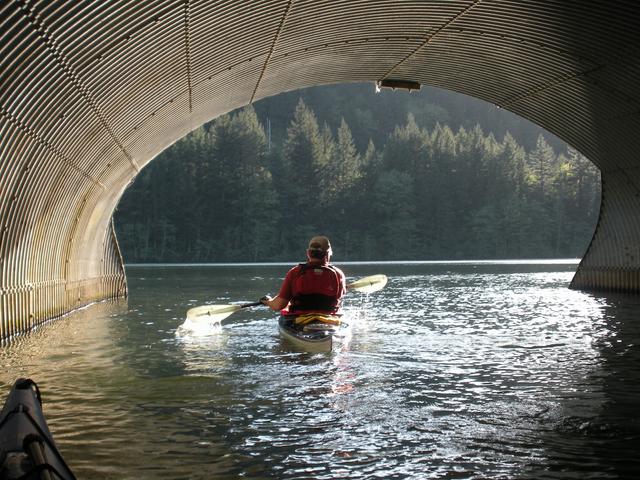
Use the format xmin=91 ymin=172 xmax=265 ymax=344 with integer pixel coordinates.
xmin=2 ymin=262 xmax=640 ymax=479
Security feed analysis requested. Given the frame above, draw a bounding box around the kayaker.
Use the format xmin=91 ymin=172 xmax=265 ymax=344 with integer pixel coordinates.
xmin=261 ymin=235 xmax=346 ymax=328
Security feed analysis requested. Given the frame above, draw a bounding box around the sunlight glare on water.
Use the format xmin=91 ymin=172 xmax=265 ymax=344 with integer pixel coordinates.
xmin=176 ymin=316 xmax=223 ymax=337
xmin=2 ymin=262 xmax=640 ymax=479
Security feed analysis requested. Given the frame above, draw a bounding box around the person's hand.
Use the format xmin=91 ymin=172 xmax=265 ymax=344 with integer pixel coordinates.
xmin=260 ymin=295 xmax=272 ymax=306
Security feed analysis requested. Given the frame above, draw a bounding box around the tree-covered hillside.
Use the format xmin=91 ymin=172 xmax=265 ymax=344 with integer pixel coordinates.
xmin=114 ymin=84 xmax=600 ymax=263
xmin=252 ymin=83 xmax=567 ymax=153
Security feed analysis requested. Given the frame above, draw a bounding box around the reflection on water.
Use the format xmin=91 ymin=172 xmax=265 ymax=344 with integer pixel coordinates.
xmin=1 ymin=262 xmax=640 ymax=479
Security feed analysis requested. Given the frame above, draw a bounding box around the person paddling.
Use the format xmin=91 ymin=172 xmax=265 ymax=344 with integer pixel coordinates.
xmin=261 ymin=235 xmax=346 ymax=329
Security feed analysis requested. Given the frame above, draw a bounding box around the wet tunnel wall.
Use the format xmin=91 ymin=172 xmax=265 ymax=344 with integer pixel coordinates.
xmin=1 ymin=0 xmax=640 ymax=341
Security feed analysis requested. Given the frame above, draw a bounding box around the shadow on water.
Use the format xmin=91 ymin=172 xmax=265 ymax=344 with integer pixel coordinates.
xmin=565 ymin=293 xmax=639 ymax=478
xmin=511 ymin=292 xmax=640 ymax=480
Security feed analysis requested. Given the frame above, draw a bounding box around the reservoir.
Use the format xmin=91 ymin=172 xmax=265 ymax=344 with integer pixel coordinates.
xmin=1 ymin=261 xmax=639 ymax=479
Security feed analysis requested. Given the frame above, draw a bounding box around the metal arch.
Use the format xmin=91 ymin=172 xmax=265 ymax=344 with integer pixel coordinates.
xmin=2 ymin=0 xmax=640 ymax=341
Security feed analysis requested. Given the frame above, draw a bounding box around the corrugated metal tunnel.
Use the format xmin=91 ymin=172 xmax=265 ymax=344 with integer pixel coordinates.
xmin=1 ymin=1 xmax=640 ymax=341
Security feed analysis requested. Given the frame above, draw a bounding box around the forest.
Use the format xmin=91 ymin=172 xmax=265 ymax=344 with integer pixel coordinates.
xmin=114 ymin=84 xmax=601 ymax=263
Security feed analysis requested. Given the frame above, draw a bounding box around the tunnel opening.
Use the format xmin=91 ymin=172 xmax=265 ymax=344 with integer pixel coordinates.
xmin=114 ymin=83 xmax=601 ymax=266
xmin=2 ymin=0 xmax=639 ymax=343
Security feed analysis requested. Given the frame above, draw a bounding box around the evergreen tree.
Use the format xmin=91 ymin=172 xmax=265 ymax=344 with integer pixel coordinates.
xmin=527 ymin=134 xmax=557 ymax=201
xmin=278 ymin=99 xmax=326 ymax=256
xmin=369 ymin=170 xmax=417 ymax=258
xmin=327 ymin=118 xmax=361 ymax=199
xmin=383 ymin=113 xmax=429 ymax=173
xmin=317 ymin=118 xmax=364 ymax=256
xmin=208 ymin=106 xmax=278 ymax=260
xmin=426 ymin=123 xmax=457 ymax=256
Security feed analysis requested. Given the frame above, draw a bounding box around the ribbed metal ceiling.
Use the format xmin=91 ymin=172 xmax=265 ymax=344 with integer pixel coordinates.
xmin=2 ymin=0 xmax=640 ymax=340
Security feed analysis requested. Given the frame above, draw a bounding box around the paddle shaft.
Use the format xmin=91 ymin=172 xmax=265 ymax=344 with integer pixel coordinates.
xmin=241 ymin=301 xmax=263 ymax=308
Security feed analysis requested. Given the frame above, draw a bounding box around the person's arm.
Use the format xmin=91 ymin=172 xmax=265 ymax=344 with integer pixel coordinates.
xmin=261 ymin=266 xmax=296 ymax=311
xmin=260 ymin=295 xmax=289 ymax=311
xmin=336 ymin=266 xmax=347 ymax=299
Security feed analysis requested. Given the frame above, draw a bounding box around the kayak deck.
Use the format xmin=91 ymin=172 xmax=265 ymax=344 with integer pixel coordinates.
xmin=0 ymin=378 xmax=76 ymax=480
xmin=278 ymin=317 xmax=338 ymax=352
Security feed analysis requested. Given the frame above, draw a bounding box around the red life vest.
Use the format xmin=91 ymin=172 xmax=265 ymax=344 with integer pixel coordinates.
xmin=288 ymin=263 xmax=343 ymax=315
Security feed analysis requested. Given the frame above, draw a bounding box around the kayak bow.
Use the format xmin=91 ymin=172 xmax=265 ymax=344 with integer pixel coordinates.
xmin=0 ymin=379 xmax=76 ymax=480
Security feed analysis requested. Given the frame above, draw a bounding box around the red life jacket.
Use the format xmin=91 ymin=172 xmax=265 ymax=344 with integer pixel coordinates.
xmin=288 ymin=263 xmax=343 ymax=315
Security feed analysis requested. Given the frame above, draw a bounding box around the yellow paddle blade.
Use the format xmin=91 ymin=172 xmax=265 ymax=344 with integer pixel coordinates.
xmin=347 ymin=274 xmax=388 ymax=293
xmin=186 ymin=304 xmax=243 ymax=322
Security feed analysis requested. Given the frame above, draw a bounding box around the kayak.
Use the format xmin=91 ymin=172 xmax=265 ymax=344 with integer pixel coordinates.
xmin=278 ymin=316 xmax=347 ymax=353
xmin=0 ymin=378 xmax=76 ymax=480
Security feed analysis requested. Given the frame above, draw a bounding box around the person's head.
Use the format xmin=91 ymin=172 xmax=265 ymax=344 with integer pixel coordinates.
xmin=306 ymin=235 xmax=332 ymax=263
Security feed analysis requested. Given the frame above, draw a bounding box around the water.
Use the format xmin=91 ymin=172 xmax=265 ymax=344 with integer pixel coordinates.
xmin=1 ymin=261 xmax=640 ymax=479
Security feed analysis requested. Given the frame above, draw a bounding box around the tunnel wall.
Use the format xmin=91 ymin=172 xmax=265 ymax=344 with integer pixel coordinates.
xmin=1 ymin=1 xmax=640 ymax=342
xmin=571 ymin=169 xmax=640 ymax=292
xmin=0 ymin=215 xmax=126 ymax=343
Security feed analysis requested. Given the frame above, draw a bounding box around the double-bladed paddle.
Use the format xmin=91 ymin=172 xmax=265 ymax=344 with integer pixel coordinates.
xmin=184 ymin=273 xmax=388 ymax=324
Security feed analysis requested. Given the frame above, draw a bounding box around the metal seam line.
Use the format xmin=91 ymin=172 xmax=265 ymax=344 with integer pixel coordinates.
xmin=606 ymin=108 xmax=640 ymax=122
xmin=380 ymin=0 xmax=483 ymax=81
xmin=250 ymin=0 xmax=295 ymax=104
xmin=498 ymin=65 xmax=606 ymax=108
xmin=500 ymin=45 xmax=640 ymax=112
xmin=0 ymin=107 xmax=106 ymax=189
xmin=16 ymin=0 xmax=141 ymax=173
xmin=183 ymin=0 xmax=193 ymax=113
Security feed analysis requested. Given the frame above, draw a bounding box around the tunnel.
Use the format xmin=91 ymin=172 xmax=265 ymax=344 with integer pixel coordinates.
xmin=1 ymin=0 xmax=640 ymax=341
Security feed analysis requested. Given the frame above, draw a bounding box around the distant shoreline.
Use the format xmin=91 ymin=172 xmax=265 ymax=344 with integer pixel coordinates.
xmin=125 ymin=258 xmax=581 ymax=267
